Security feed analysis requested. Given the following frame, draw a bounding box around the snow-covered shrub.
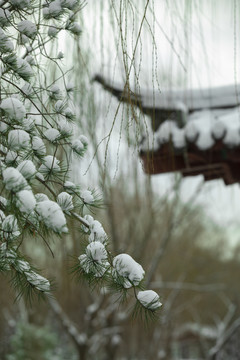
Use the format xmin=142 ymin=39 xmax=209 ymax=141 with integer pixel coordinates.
xmin=0 ymin=0 xmax=161 ymax=318
xmin=6 ymin=322 xmax=62 ymax=360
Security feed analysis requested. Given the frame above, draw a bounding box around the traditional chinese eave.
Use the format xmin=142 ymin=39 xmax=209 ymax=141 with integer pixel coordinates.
xmin=94 ymin=75 xmax=240 ymax=129
xmin=94 ymin=75 xmax=240 ymax=184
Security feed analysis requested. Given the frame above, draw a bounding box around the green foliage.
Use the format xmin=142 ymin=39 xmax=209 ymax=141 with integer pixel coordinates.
xmin=132 ymin=299 xmax=160 ymax=326
xmin=6 ymin=322 xmax=59 ymax=360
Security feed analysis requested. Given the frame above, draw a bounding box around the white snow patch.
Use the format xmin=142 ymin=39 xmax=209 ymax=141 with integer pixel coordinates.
xmin=157 ymin=120 xmax=176 ymax=144
xmin=78 ymin=254 xmax=90 ymax=273
xmin=86 ymin=241 xmax=107 ymax=262
xmin=36 ymin=172 xmax=45 ymax=181
xmin=82 ymin=214 xmax=93 ymax=232
xmin=0 ymin=8 xmax=11 ymax=27
xmin=67 ymin=22 xmax=81 ymax=35
xmin=64 ymin=107 xmax=74 ymax=118
xmin=219 ymin=108 xmax=240 ymax=147
xmin=17 ymin=20 xmax=37 ymax=39
xmin=16 ymin=58 xmax=34 ymax=78
xmin=17 ymin=160 xmax=36 ymax=179
xmin=35 ymin=193 xmax=49 ymax=202
xmin=0 ymin=210 xmax=6 ymax=223
xmin=186 ymin=110 xmax=215 ymax=150
xmin=79 ymin=252 xmax=109 ymax=278
xmin=62 ymin=0 xmax=78 ymax=10
xmin=3 ymin=167 xmax=28 ymax=192
xmin=57 ymin=118 xmax=72 ymax=136
xmin=21 ymin=82 xmax=33 ymax=96
xmin=80 ymin=189 xmax=94 ymax=204
xmin=10 ymin=0 xmax=30 ymax=9
xmin=57 ymin=51 xmax=64 ymax=59
xmin=57 ymin=192 xmax=73 ymax=212
xmin=39 ymin=155 xmax=60 ymax=174
xmin=72 ymin=139 xmax=84 ymax=153
xmin=64 ymin=181 xmax=76 ymax=193
xmin=137 ymin=290 xmax=162 ymax=310
xmin=141 ymin=121 xmax=185 ymax=151
xmin=157 ymin=120 xmax=186 ymax=149
xmin=111 ymin=335 xmax=121 ymax=346
xmin=36 ymin=200 xmax=67 ymax=233
xmin=0 ymin=121 xmax=8 ymax=133
xmin=22 ymin=118 xmax=35 ymax=131
xmin=26 ymin=271 xmax=50 ymax=292
xmin=44 ymin=128 xmax=60 ymax=142
xmin=0 ymin=98 xmax=26 ymax=121
xmin=32 ymin=136 xmax=46 ymax=155
xmin=0 ymin=28 xmax=14 ymax=53
xmin=48 ymin=0 xmax=62 ymax=18
xmin=8 ymin=129 xmax=30 ymax=150
xmin=88 ymin=220 xmax=107 ymax=243
xmin=15 ymin=259 xmax=31 ymax=273
xmin=211 ymin=120 xmax=226 ymax=139
xmin=55 ymin=100 xmax=64 ymax=112
xmin=79 ymin=135 xmax=88 ymax=146
xmin=113 ymin=254 xmax=145 ymax=287
xmin=49 ymin=84 xmax=61 ymax=99
xmin=5 ymin=151 xmax=18 ymax=164
xmin=0 ymin=196 xmax=7 ymax=207
xmin=2 ymin=215 xmax=20 ymax=239
xmin=16 ymin=190 xmax=36 ymax=214
xmin=66 ymin=82 xmax=74 ymax=92
xmin=48 ymin=26 xmax=58 ymax=37
xmin=25 ymin=55 xmax=35 ymax=66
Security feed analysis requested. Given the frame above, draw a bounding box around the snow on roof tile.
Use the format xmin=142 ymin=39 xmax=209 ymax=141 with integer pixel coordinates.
xmin=94 ymin=75 xmax=240 ymax=111
xmin=141 ymin=85 xmax=240 ymax=110
xmin=94 ymin=76 xmax=240 ymax=152
xmin=141 ymin=107 xmax=240 ymax=152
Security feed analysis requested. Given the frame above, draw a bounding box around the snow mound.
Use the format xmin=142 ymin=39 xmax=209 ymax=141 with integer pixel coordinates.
xmin=0 ymin=28 xmax=14 ymax=53
xmin=3 ymin=167 xmax=28 ymax=192
xmin=8 ymin=129 xmax=30 ymax=150
xmin=1 ymin=215 xmax=20 ymax=240
xmin=39 ymin=155 xmax=60 ymax=174
xmin=35 ymin=193 xmax=49 ymax=202
xmin=16 ymin=190 xmax=36 ymax=214
xmin=86 ymin=241 xmax=107 ymax=262
xmin=57 ymin=192 xmax=73 ymax=212
xmin=0 ymin=97 xmax=26 ymax=121
xmin=88 ymin=220 xmax=107 ymax=243
xmin=137 ymin=290 xmax=162 ymax=311
xmin=16 ymin=58 xmax=34 ymax=79
xmin=32 ymin=136 xmax=46 ymax=155
xmin=17 ymin=20 xmax=37 ymax=39
xmin=17 ymin=160 xmax=36 ymax=179
xmin=80 ymin=189 xmax=94 ymax=204
xmin=36 ymin=200 xmax=67 ymax=233
xmin=0 ymin=8 xmax=11 ymax=27
xmin=26 ymin=271 xmax=50 ymax=292
xmin=64 ymin=181 xmax=76 ymax=193
xmin=113 ymin=254 xmax=145 ymax=288
xmin=58 ymin=118 xmax=72 ymax=135
xmin=44 ymin=128 xmax=60 ymax=142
